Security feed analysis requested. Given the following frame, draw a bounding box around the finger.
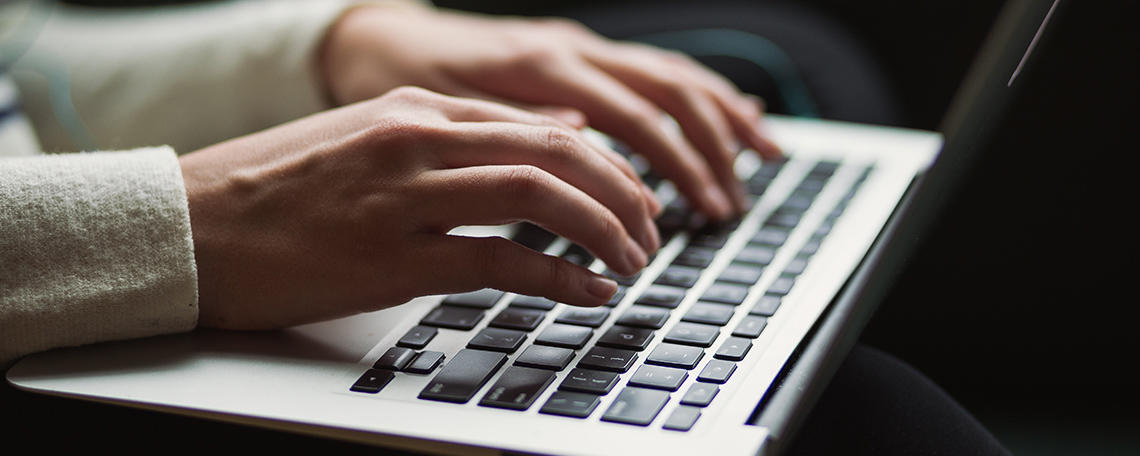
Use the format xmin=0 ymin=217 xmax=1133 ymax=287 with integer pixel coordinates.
xmin=532 ymin=106 xmax=588 ymax=129
xmin=430 ymin=122 xmax=660 ymax=252
xmin=413 ymin=165 xmax=649 ymax=276
xmin=523 ymin=59 xmax=735 ymax=220
xmin=417 ymin=234 xmax=618 ymax=307
xmin=621 ymin=45 xmax=784 ymax=160
xmin=429 ymin=83 xmax=592 ymax=130
xmin=585 ymin=50 xmax=749 ymax=210
xmin=713 ymin=92 xmax=784 ymax=161
xmin=422 ymin=91 xmax=659 ymax=213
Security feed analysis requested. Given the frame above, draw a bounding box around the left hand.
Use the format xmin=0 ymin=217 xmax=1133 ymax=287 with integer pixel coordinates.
xmin=319 ymin=5 xmax=783 ymax=221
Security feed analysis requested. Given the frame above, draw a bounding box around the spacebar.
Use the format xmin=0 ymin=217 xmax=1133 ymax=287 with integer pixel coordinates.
xmin=418 ymin=349 xmax=507 ymax=403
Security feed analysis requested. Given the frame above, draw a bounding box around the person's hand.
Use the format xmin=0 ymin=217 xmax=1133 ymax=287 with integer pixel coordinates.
xmin=179 ymin=87 xmax=660 ymax=330
xmin=319 ymin=6 xmax=782 ymax=220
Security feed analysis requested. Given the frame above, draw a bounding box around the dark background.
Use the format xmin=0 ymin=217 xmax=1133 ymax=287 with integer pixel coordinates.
xmin=7 ymin=0 xmax=1138 ymax=453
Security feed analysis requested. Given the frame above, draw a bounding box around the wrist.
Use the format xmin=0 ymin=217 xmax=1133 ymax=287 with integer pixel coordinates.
xmin=317 ymin=4 xmax=428 ymax=106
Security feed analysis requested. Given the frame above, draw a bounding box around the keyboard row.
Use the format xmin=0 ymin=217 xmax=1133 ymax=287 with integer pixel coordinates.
xmin=351 ymin=159 xmax=872 ymax=430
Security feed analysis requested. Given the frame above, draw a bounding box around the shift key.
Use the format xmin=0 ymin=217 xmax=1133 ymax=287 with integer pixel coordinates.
xmin=419 ymin=349 xmax=507 ymax=403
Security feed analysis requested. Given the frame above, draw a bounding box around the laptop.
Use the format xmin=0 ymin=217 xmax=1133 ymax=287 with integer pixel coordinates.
xmin=6 ymin=0 xmax=1061 ymax=454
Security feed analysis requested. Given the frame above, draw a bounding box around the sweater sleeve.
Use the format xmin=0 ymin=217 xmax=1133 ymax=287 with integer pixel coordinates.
xmin=0 ymin=147 xmax=197 ymax=365
xmin=9 ymin=0 xmax=374 ymax=154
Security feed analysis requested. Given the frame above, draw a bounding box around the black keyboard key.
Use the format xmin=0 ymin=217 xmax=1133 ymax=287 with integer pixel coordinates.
xmin=635 ymin=285 xmax=687 ymax=309
xmin=615 ymin=305 xmax=671 ymax=329
xmin=768 ymin=276 xmax=797 ymax=296
xmin=736 ymin=246 xmax=776 ymax=265
xmin=673 ymin=246 xmax=717 ymax=268
xmin=478 ymin=366 xmax=556 ymax=411
xmin=605 ymin=269 xmax=641 ymax=287
xmin=397 ymin=325 xmax=438 ymax=349
xmin=350 ymin=369 xmax=395 ymax=394
xmin=555 ymin=307 xmax=611 ymax=328
xmin=783 ymin=193 xmax=816 ymax=211
xmin=811 ymin=160 xmax=841 ymax=175
xmin=718 ymin=263 xmax=764 ymax=285
xmin=750 ymin=295 xmax=782 ymax=316
xmin=419 ymin=349 xmax=507 ymax=403
xmin=656 ymin=205 xmax=694 ymax=239
xmin=800 ymin=238 xmax=822 ymax=256
xmin=559 ymin=368 xmax=620 ymax=395
xmin=751 ymin=162 xmax=784 ymax=181
xmin=663 ymin=406 xmax=702 ymax=431
xmin=680 ymin=383 xmax=719 ymax=407
xmin=701 ymin=282 xmax=750 ymax=306
xmin=646 ymin=343 xmax=705 ymax=370
xmin=601 ymin=387 xmax=670 ymax=426
xmin=467 ymin=327 xmax=527 ymax=353
xmin=784 ymin=256 xmax=810 ymax=275
xmin=514 ymin=345 xmax=575 ymax=371
xmin=534 ymin=324 xmax=593 ymax=349
xmin=540 ymin=391 xmax=601 ymax=418
xmin=405 ymin=350 xmax=445 ymax=374
xmin=697 ymin=359 xmax=737 ymax=384
xmin=732 ymin=316 xmax=768 ymax=338
xmin=421 ymin=305 xmax=484 ymax=330
xmin=578 ymin=346 xmax=638 ymax=373
xmin=814 ymin=220 xmax=835 ymax=237
xmin=373 ymin=346 xmax=417 ymax=370
xmin=596 ymin=325 xmax=655 ymax=351
xmin=654 ymin=266 xmax=702 ymax=288
xmin=628 ymin=365 xmax=689 ymax=391
xmin=443 ymin=289 xmax=504 ymax=309
xmin=682 ymin=303 xmax=736 ymax=326
xmin=510 ymin=295 xmax=558 ymax=310
xmin=488 ymin=307 xmax=546 ymax=331
xmin=766 ymin=211 xmax=802 ymax=229
xmin=715 ymin=337 xmax=753 ymax=361
xmin=688 ymin=230 xmax=730 ymax=249
xmin=664 ymin=322 xmax=721 ymax=348
xmin=512 ymin=223 xmax=556 ymax=252
xmin=751 ymin=228 xmax=790 ymax=246
xmin=561 ymin=244 xmax=595 ymax=266
xmin=605 ymin=286 xmax=627 ymax=307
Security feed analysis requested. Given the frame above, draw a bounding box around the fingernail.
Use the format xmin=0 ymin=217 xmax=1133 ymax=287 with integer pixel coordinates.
xmin=586 ymin=275 xmax=618 ymax=301
xmin=728 ymin=180 xmax=749 ymax=213
xmin=625 ymin=236 xmax=648 ymax=272
xmin=641 ymin=219 xmax=661 ymax=252
xmin=704 ymin=186 xmax=734 ymax=220
xmin=642 ymin=182 xmax=663 ymax=216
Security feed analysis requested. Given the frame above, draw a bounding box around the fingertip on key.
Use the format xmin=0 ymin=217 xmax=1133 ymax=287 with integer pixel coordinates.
xmin=586 ymin=275 xmax=619 ymax=302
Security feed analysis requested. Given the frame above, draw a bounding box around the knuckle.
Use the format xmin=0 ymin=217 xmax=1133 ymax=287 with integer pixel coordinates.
xmin=357 ymin=116 xmax=445 ymax=156
xmin=385 ymin=85 xmax=433 ymax=101
xmin=597 ymin=210 xmax=626 ymax=245
xmin=500 ymin=165 xmax=550 ymax=204
xmin=537 ymin=17 xmax=589 ymax=35
xmin=543 ymin=127 xmax=582 ymax=162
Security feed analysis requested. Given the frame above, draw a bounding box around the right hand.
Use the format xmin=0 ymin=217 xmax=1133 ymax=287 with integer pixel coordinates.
xmin=179 ymin=87 xmax=660 ymax=330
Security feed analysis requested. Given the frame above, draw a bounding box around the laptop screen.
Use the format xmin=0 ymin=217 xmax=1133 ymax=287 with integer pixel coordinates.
xmin=749 ymin=0 xmax=1064 ymax=438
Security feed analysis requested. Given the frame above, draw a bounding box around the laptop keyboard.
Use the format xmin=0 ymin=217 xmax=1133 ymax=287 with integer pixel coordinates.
xmin=351 ymin=155 xmax=873 ymax=431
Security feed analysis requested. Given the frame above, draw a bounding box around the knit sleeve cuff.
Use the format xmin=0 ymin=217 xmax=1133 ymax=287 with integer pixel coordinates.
xmin=0 ymin=147 xmax=197 ymax=364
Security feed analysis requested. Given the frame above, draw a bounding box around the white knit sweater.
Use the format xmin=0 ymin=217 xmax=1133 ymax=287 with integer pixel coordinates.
xmin=0 ymin=0 xmax=400 ymax=365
